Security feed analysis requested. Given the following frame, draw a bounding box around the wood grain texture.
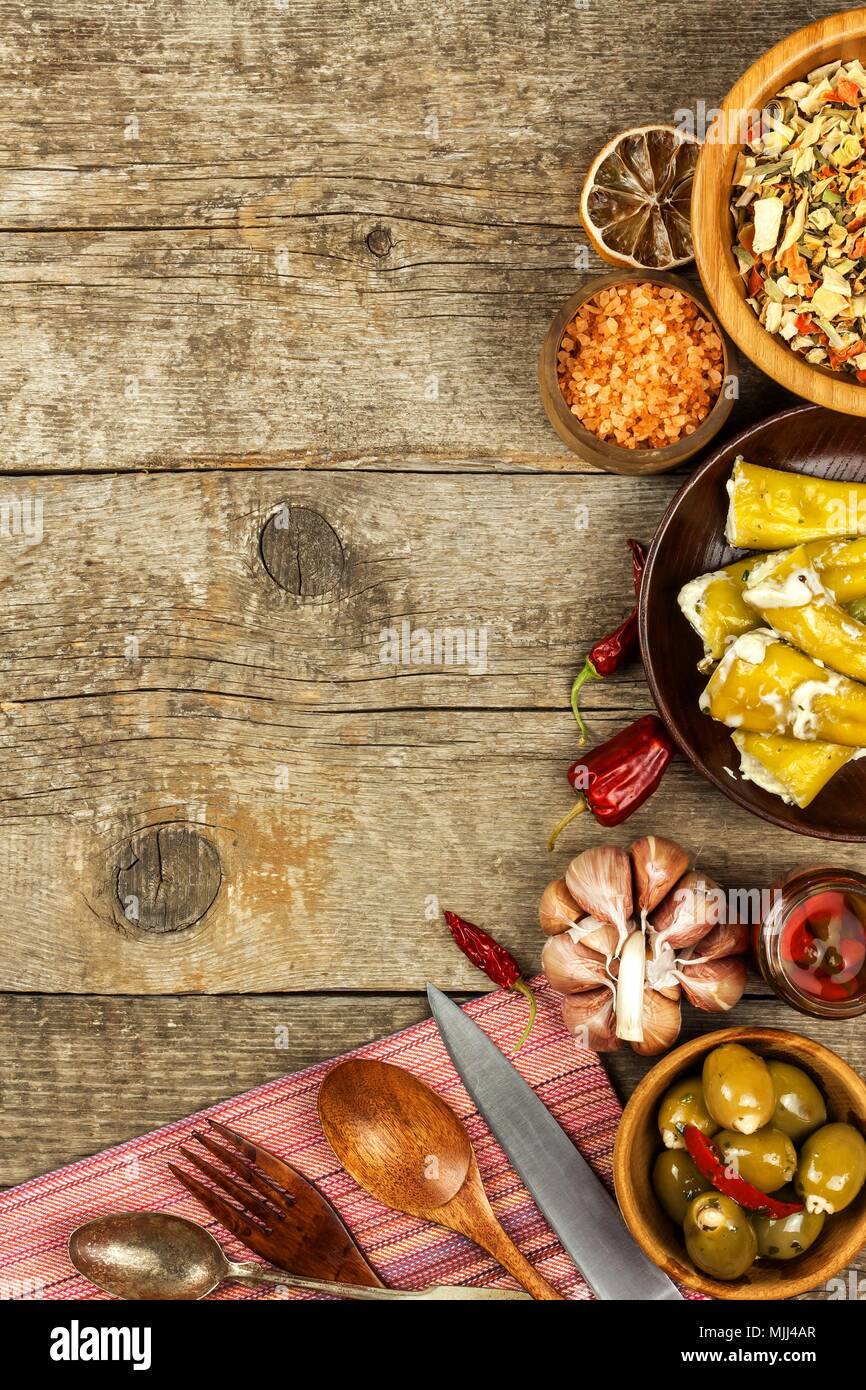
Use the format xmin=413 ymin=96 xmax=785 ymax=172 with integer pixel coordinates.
xmin=0 ymin=3 xmax=864 ymax=1311
xmin=0 ymin=469 xmax=681 ymax=712
xmin=8 ymin=697 xmax=866 ymax=992
xmin=0 ymin=0 xmax=807 ymax=472
xmin=693 ymin=8 xmax=866 ymax=417
xmin=0 ymin=994 xmax=438 ymax=1187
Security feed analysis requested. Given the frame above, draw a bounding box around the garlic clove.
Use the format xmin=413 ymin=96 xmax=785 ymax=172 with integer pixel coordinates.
xmin=630 ymin=988 xmax=681 ymax=1056
xmin=629 ymin=835 xmax=691 ymax=925
xmin=561 ymin=985 xmax=620 ymax=1052
xmin=615 ymin=928 xmax=646 ymax=1042
xmin=539 ymin=877 xmax=581 ymax=936
xmin=678 ymin=957 xmax=747 ymax=1012
xmin=565 ymin=846 xmax=633 ymax=953
xmin=682 ymin=920 xmax=750 ymax=964
xmin=644 ymin=939 xmax=681 ymax=999
xmin=650 ymin=871 xmax=724 ymax=953
xmin=541 ymin=928 xmax=613 ymax=995
xmin=571 ymin=915 xmax=621 ymax=962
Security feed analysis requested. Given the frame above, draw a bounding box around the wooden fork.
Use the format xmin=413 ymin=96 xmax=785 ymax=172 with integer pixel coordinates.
xmin=168 ymin=1118 xmax=384 ymax=1287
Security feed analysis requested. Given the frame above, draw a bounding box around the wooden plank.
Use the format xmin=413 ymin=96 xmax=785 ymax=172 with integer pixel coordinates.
xmin=0 ymin=465 xmax=855 ymax=992
xmin=0 ymin=468 xmax=682 ymax=709
xmin=0 ymin=229 xmax=781 ymax=472
xmin=0 ymin=0 xmax=814 ymax=470
xmin=0 ymin=993 xmax=434 ymax=1187
xmin=5 ymin=691 xmax=866 ymax=992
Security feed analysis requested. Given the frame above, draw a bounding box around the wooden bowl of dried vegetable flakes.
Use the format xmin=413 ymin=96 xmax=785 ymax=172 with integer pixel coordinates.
xmin=694 ymin=9 xmax=866 ymax=416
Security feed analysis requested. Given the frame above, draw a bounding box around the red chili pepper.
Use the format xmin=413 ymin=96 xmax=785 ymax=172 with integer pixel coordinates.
xmin=571 ymin=540 xmax=647 ymax=743
xmin=683 ymin=1125 xmax=804 ymax=1218
xmin=547 ymin=714 xmax=674 ymax=850
xmin=444 ymin=910 xmax=537 ymax=1050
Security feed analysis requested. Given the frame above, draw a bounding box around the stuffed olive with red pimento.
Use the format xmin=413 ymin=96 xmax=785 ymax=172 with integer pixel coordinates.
xmin=651 ymin=1045 xmax=866 ymax=1279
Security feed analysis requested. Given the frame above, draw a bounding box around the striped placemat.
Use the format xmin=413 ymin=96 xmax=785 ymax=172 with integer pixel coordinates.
xmin=0 ymin=977 xmax=700 ymax=1300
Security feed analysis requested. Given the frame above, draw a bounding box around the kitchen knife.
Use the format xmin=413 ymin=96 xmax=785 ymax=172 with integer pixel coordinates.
xmin=427 ymin=983 xmax=682 ymax=1300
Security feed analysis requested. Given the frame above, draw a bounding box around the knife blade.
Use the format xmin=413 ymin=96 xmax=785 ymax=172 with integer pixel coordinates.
xmin=427 ymin=984 xmax=682 ymax=1301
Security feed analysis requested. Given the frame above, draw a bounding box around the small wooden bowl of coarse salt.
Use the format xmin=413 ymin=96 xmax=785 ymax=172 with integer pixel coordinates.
xmin=538 ymin=269 xmax=737 ymax=474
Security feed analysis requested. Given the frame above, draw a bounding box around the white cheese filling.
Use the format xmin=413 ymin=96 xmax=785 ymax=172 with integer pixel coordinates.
xmin=744 ymin=556 xmax=827 ymax=610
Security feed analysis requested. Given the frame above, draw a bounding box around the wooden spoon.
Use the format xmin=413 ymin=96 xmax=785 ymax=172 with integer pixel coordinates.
xmin=317 ymin=1058 xmax=563 ymax=1300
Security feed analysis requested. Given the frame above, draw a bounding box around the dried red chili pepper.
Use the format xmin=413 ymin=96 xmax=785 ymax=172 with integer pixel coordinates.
xmin=571 ymin=540 xmax=647 ymax=743
xmin=683 ymin=1124 xmax=804 ymax=1218
xmin=548 ymin=714 xmax=674 ymax=851
xmin=444 ymin=910 xmax=536 ymax=1050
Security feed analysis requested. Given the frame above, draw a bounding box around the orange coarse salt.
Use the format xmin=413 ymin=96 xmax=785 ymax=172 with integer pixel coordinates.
xmin=557 ymin=284 xmax=724 ymax=449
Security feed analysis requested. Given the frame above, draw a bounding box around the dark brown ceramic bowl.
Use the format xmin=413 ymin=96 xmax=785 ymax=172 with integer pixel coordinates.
xmin=538 ymin=270 xmax=736 ymax=474
xmin=640 ymin=403 xmax=866 ymax=841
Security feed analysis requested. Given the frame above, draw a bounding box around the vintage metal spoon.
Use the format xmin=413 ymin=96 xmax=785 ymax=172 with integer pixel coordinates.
xmin=68 ymin=1212 xmax=529 ymax=1301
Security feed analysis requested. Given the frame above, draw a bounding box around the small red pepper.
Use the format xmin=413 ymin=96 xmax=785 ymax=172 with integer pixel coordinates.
xmin=571 ymin=540 xmax=646 ymax=743
xmin=548 ymin=714 xmax=674 ymax=850
xmin=683 ymin=1125 xmax=804 ymax=1218
xmin=444 ymin=910 xmax=536 ymax=1050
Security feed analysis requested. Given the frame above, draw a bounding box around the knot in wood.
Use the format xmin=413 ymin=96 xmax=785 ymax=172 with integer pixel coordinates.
xmin=115 ymin=824 xmax=221 ymax=935
xmin=365 ymin=224 xmax=393 ymax=258
xmin=259 ymin=504 xmax=345 ymax=597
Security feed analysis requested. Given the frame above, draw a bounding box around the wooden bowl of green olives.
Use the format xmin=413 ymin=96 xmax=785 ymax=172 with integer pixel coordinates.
xmin=614 ymin=1027 xmax=866 ymax=1299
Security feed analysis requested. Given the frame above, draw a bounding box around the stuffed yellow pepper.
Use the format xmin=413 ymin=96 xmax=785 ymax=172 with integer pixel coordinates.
xmin=678 ymin=537 xmax=866 ymax=668
xmin=726 ymin=458 xmax=866 ymax=550
xmin=743 ymin=545 xmax=866 ymax=683
xmin=732 ymin=731 xmax=862 ymax=808
xmin=701 ymin=629 xmax=866 ymax=747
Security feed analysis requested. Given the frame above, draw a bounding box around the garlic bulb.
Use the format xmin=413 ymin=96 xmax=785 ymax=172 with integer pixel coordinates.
xmin=541 ymin=835 xmax=748 ymax=1059
xmin=541 ymin=928 xmax=612 ymax=995
xmin=565 ymin=846 xmax=633 ymax=953
xmin=539 ymin=877 xmax=581 ymax=936
xmin=630 ymin=988 xmax=682 ymax=1056
xmin=678 ymin=957 xmax=747 ymax=1013
xmin=561 ymin=986 xmax=620 ymax=1052
xmin=629 ymin=835 xmax=690 ymax=925
xmin=682 ymin=919 xmax=749 ymax=964
xmin=650 ymin=871 xmax=723 ymax=953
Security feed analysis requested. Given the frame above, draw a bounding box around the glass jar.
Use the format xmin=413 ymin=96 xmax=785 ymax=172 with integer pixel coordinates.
xmin=757 ymin=866 xmax=866 ymax=1019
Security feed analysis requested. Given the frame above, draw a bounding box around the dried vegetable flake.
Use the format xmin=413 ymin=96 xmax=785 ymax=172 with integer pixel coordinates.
xmin=731 ymin=58 xmax=866 ymax=379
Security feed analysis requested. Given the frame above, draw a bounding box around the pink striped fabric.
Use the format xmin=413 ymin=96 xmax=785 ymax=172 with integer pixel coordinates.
xmin=0 ymin=978 xmax=700 ymax=1300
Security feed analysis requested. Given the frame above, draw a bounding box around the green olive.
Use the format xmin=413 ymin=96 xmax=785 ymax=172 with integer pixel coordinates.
xmin=684 ymin=1191 xmax=757 ymax=1281
xmin=652 ymin=1149 xmax=711 ymax=1223
xmin=795 ymin=1122 xmax=866 ymax=1215
xmin=715 ymin=1126 xmax=798 ymax=1193
xmin=702 ymin=1043 xmax=775 ymax=1135
xmin=753 ymin=1187 xmax=825 ymax=1261
xmin=767 ymin=1061 xmax=827 ymax=1144
xmin=657 ymin=1075 xmax=718 ymax=1149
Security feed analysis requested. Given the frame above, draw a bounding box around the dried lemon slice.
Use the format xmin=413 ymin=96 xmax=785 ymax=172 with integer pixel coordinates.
xmin=580 ymin=125 xmax=699 ymax=269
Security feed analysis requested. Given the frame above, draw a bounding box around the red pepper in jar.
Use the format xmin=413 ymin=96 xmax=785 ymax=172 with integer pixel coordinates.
xmin=444 ymin=910 xmax=537 ymax=1050
xmin=683 ymin=1125 xmax=804 ymax=1218
xmin=547 ymin=714 xmax=674 ymax=851
xmin=571 ymin=540 xmax=646 ymax=743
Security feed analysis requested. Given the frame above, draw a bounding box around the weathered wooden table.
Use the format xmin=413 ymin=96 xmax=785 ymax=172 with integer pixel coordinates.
xmin=1 ymin=0 xmax=863 ymax=1292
